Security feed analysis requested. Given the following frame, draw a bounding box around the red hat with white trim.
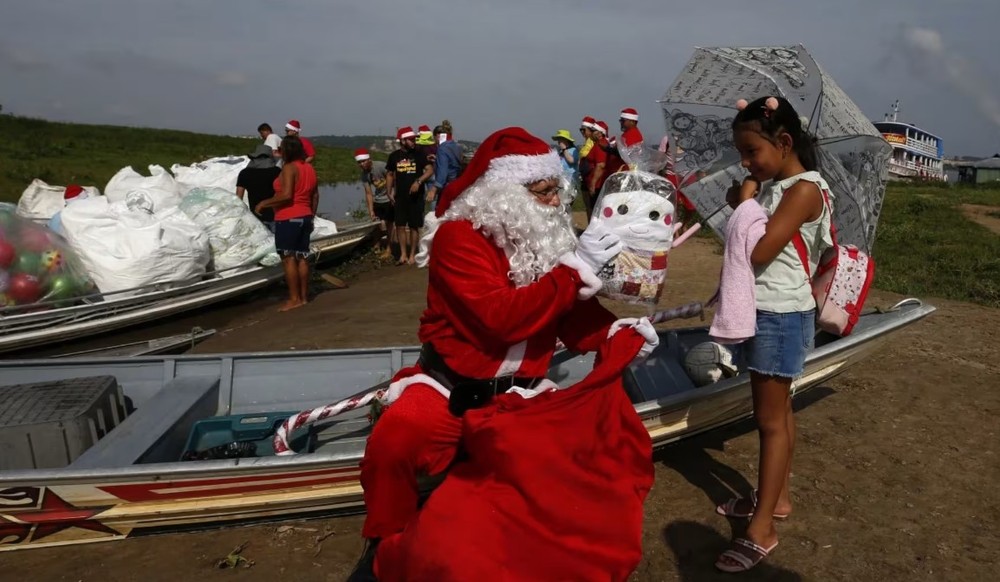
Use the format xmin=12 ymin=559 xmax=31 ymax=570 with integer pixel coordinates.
xmin=581 ymin=116 xmax=597 ymax=130
xmin=285 ymin=119 xmax=302 ymax=132
xmin=593 ymin=120 xmax=609 ymax=135
xmin=619 ymin=108 xmax=639 ymax=121
xmin=418 ymin=125 xmax=432 ymax=135
xmin=434 ymin=126 xmax=563 ymax=217
xmin=397 ymin=126 xmax=417 ymax=141
xmin=64 ymin=184 xmax=85 ymax=202
xmin=354 ymin=148 xmax=370 ymax=162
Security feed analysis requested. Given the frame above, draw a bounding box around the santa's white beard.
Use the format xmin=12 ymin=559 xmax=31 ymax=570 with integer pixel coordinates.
xmin=417 ymin=181 xmax=577 ymax=287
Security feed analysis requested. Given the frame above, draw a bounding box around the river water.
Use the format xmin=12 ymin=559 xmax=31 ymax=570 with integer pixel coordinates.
xmin=316 ymin=182 xmax=367 ymax=220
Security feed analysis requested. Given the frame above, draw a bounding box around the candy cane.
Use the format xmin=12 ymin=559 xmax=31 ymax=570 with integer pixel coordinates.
xmin=649 ymin=301 xmax=704 ymax=324
xmin=272 ymin=303 xmax=705 ymax=455
xmin=272 ymin=387 xmax=386 ymax=455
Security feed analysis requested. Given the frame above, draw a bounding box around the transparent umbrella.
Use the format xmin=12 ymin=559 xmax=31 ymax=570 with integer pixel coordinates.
xmin=659 ymin=44 xmax=891 ymax=253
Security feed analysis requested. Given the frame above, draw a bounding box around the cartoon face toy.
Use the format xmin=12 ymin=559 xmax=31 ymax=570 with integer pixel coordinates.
xmin=594 ymin=189 xmax=676 ymax=251
xmin=41 ymin=250 xmax=64 ymax=273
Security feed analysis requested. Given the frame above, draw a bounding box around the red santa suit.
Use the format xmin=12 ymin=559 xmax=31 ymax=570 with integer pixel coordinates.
xmin=359 ymin=127 xmax=617 ymax=540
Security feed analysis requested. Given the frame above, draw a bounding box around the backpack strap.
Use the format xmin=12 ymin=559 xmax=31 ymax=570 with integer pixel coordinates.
xmin=791 ymin=185 xmax=836 ymax=281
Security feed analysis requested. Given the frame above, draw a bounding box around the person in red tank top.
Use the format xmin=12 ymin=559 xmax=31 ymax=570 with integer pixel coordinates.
xmin=255 ymin=136 xmax=318 ymax=312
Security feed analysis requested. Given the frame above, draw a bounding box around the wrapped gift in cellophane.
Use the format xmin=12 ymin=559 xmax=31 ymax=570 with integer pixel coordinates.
xmin=591 ymin=170 xmax=677 ymax=306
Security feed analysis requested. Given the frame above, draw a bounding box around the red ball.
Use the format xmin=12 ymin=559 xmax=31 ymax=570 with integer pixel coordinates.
xmin=8 ymin=273 xmax=42 ymax=304
xmin=0 ymin=240 xmax=14 ymax=269
xmin=20 ymin=228 xmax=53 ymax=253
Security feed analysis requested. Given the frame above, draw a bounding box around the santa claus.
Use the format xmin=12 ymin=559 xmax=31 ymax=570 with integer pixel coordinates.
xmin=351 ymin=127 xmax=658 ymax=580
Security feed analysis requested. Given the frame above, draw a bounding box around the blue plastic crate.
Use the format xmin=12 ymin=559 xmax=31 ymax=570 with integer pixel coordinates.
xmin=181 ymin=411 xmax=316 ymax=460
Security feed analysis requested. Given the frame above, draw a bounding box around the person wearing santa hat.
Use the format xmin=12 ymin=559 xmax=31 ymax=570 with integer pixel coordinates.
xmin=284 ymin=119 xmax=315 ymax=164
xmin=385 ymin=126 xmax=434 ymax=265
xmin=355 ymin=148 xmax=395 ymax=258
xmin=349 ymin=127 xmax=657 ymax=580
xmin=585 ymin=121 xmax=610 ymax=202
xmin=47 ymin=184 xmax=89 ymax=236
xmin=619 ymin=107 xmax=644 ymax=149
xmin=577 ymin=116 xmax=598 ymax=213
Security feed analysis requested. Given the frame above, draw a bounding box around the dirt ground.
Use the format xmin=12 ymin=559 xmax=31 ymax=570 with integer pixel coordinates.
xmin=961 ymin=204 xmax=1000 ymax=235
xmin=2 ymin=236 xmax=999 ymax=581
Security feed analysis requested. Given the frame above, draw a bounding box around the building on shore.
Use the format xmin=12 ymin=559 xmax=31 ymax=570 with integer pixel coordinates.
xmin=951 ymin=155 xmax=1000 ymax=184
xmin=873 ymin=101 xmax=945 ymax=181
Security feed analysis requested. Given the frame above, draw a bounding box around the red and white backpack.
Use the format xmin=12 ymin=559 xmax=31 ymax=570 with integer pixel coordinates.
xmin=792 ymin=188 xmax=875 ymax=337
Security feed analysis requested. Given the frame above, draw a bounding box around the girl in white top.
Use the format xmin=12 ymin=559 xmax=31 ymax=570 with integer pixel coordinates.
xmin=714 ymin=96 xmax=833 ymax=573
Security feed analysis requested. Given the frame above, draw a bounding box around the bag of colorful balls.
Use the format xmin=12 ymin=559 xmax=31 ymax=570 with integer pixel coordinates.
xmin=0 ymin=206 xmax=95 ymax=309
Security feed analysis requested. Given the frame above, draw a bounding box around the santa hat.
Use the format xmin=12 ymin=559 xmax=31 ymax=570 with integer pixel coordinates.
xmin=593 ymin=121 xmax=609 ymax=136
xmin=64 ymin=184 xmax=85 ymax=202
xmin=434 ymin=126 xmax=562 ymax=217
xmin=354 ymin=148 xmax=370 ymax=162
xmin=285 ymin=119 xmax=302 ymax=132
xmin=397 ymin=126 xmax=416 ymax=141
xmin=581 ymin=116 xmax=597 ymax=130
xmin=418 ymin=125 xmax=432 ymax=135
xmin=619 ymin=108 xmax=639 ymax=121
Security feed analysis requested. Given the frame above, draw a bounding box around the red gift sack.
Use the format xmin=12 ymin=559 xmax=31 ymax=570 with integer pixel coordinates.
xmin=375 ymin=329 xmax=655 ymax=582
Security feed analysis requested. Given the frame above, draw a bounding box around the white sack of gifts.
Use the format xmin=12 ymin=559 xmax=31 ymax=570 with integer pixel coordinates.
xmin=178 ymin=187 xmax=278 ymax=271
xmin=60 ymin=196 xmax=210 ymax=296
xmin=590 ymin=170 xmax=677 ymax=306
xmin=17 ymin=179 xmax=102 ymax=221
xmin=104 ymin=165 xmax=182 ymax=212
xmin=171 ymin=156 xmax=250 ymax=197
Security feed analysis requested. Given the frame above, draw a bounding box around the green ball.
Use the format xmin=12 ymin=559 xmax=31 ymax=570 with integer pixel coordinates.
xmin=45 ymin=274 xmax=81 ymax=301
xmin=12 ymin=252 xmax=43 ymax=276
xmin=0 ymin=210 xmax=17 ymax=229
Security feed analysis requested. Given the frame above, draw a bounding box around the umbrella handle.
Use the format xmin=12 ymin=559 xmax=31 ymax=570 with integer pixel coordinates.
xmin=672 ymin=201 xmax=730 ymax=248
xmin=672 ymin=223 xmax=700 ymax=248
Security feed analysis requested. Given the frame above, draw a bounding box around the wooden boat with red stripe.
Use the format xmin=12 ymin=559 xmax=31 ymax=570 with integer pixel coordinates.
xmin=0 ymin=298 xmax=934 ymax=552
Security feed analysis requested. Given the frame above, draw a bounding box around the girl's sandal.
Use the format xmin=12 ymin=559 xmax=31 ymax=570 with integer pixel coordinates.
xmin=715 ymin=490 xmax=790 ymax=520
xmin=715 ymin=537 xmax=778 ymax=573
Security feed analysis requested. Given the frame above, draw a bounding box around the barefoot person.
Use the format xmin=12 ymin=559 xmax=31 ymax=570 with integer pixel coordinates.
xmin=385 ymin=126 xmax=433 ymax=265
xmin=255 ymin=136 xmax=318 ymax=312
xmin=356 ymin=148 xmax=394 ymax=259
xmin=349 ymin=127 xmax=659 ymax=580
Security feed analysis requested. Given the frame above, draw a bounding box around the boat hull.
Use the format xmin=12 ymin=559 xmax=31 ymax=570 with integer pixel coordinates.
xmin=0 ymin=299 xmax=935 ymax=552
xmin=0 ymin=222 xmax=378 ymax=354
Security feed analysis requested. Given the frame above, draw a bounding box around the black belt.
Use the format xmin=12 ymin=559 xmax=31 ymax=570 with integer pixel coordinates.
xmin=418 ymin=343 xmax=543 ymax=417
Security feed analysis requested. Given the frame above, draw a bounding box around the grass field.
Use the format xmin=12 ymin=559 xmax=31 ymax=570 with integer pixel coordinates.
xmin=2 ymin=113 xmax=998 ymax=307
xmin=0 ymin=114 xmax=362 ymax=202
xmin=874 ymin=183 xmax=1000 ymax=308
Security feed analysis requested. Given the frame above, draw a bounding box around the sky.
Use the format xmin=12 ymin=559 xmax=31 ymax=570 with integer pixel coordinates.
xmin=2 ymin=0 xmax=998 ymax=157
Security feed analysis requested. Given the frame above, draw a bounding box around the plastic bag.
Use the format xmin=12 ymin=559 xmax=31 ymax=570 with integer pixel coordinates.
xmin=311 ymin=216 xmax=339 ymax=239
xmin=104 ymin=165 xmax=182 ymax=212
xmin=171 ymin=156 xmax=250 ymax=197
xmin=60 ymin=197 xmax=211 ymax=296
xmin=590 ymin=170 xmax=677 ymax=306
xmin=17 ymin=179 xmax=102 ymax=222
xmin=178 ymin=187 xmax=278 ymax=271
xmin=0 ymin=204 xmax=96 ymax=308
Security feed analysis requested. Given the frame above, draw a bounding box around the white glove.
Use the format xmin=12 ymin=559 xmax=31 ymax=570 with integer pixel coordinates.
xmin=608 ymin=317 xmax=660 ymax=364
xmin=575 ymin=221 xmax=623 ymax=274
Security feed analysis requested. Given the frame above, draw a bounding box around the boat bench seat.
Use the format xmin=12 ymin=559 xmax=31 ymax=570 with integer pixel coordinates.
xmin=69 ymin=376 xmax=221 ymax=469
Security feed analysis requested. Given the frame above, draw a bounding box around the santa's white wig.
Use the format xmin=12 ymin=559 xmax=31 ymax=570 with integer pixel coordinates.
xmin=416 ymin=180 xmax=576 ymax=287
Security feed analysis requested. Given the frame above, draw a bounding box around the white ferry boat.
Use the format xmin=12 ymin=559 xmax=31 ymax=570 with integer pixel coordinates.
xmin=873 ymin=100 xmax=945 ymax=181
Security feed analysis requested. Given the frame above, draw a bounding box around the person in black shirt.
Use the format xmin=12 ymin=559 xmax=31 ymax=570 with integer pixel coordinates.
xmin=237 ymin=144 xmax=282 ymax=231
xmin=386 ymin=126 xmax=433 ymax=265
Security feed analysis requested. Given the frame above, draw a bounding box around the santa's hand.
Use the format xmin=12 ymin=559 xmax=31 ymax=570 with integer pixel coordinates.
xmin=608 ymin=317 xmax=660 ymax=364
xmin=575 ymin=221 xmax=622 ymax=274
